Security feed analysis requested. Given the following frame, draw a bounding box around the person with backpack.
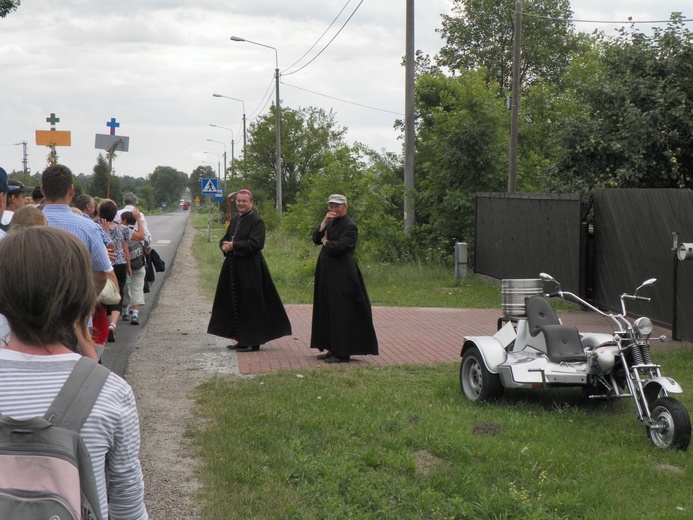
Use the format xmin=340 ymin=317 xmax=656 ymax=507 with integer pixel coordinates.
xmin=120 ymin=210 xmax=148 ymax=325
xmin=0 ymin=226 xmax=148 ymax=519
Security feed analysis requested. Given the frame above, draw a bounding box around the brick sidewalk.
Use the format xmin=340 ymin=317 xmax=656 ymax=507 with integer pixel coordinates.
xmin=236 ymin=305 xmax=674 ymax=375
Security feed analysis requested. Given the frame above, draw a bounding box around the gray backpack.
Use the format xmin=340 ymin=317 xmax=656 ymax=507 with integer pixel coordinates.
xmin=0 ymin=357 xmax=109 ymax=520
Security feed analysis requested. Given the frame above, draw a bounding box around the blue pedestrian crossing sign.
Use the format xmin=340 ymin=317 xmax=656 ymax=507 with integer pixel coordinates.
xmin=201 ymin=178 xmax=218 ymax=195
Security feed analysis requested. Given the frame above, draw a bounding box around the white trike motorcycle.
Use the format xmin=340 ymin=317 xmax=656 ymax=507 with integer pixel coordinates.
xmin=459 ymin=273 xmax=691 ymax=450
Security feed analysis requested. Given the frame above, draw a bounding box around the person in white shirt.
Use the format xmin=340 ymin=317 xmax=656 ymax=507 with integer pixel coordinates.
xmin=0 ymin=226 xmax=148 ymax=519
xmin=115 ymin=192 xmax=152 ymax=245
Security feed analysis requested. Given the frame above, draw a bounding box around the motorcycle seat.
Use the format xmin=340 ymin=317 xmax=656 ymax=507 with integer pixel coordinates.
xmin=526 ymin=296 xmax=560 ymax=336
xmin=541 ymin=324 xmax=585 ymax=363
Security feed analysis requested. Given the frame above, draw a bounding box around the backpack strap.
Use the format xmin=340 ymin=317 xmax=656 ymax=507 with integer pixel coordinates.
xmin=44 ymin=357 xmax=111 ymax=432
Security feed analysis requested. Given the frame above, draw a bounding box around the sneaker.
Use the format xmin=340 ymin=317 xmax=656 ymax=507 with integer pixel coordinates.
xmin=107 ymin=326 xmax=116 ymax=343
xmin=122 ymin=312 xmax=130 ymax=322
xmin=130 ymin=314 xmax=139 ymax=325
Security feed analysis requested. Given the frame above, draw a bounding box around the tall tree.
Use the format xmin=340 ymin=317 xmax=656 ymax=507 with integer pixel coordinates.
xmin=0 ymin=0 xmax=20 ymax=17
xmin=281 ymin=143 xmax=405 ymax=261
xmin=89 ymin=154 xmax=110 ymax=198
xmin=546 ymin=15 xmax=693 ymax=196
xmin=413 ymin=71 xmax=508 ymax=254
xmin=148 ymin=166 xmax=188 ymax=209
xmin=239 ymin=104 xmax=346 ymax=208
xmin=438 ymin=0 xmax=579 ymax=94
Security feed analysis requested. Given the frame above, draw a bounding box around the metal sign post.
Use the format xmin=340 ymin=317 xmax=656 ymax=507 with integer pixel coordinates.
xmin=201 ymin=178 xmax=219 ymax=242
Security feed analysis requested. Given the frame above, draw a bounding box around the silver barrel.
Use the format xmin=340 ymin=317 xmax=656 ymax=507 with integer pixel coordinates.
xmin=501 ymin=279 xmax=543 ymax=317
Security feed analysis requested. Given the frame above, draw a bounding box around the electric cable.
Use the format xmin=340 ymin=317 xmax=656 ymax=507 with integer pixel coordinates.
xmin=283 ymin=0 xmax=353 ymax=75
xmin=282 ymin=0 xmax=365 ymax=77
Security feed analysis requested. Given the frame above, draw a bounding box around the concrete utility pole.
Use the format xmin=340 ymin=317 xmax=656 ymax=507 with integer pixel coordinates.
xmin=404 ymin=0 xmax=416 ymax=234
xmin=508 ymin=0 xmax=522 ymax=193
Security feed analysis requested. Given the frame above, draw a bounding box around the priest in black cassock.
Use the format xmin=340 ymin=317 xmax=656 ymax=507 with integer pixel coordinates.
xmin=310 ymin=194 xmax=379 ymax=363
xmin=207 ymin=189 xmax=291 ymax=351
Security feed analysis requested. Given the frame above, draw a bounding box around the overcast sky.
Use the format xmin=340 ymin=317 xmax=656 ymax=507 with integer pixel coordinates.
xmin=0 ymin=0 xmax=688 ymax=180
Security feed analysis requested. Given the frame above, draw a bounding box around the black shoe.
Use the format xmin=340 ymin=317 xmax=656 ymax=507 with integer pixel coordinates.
xmin=107 ymin=327 xmax=116 ymax=343
xmin=226 ymin=343 xmax=240 ymax=350
xmin=316 ymin=352 xmax=333 ymax=360
xmin=325 ymin=356 xmax=350 ymax=364
xmin=236 ymin=345 xmax=260 ymax=352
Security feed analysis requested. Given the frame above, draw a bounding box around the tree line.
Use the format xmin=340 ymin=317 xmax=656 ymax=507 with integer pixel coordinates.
xmin=8 ymin=1 xmax=691 ymax=264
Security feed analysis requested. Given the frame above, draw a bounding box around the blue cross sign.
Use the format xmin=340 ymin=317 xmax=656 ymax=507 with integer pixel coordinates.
xmin=106 ymin=117 xmax=120 ymax=135
xmin=201 ymin=178 xmax=218 ymax=195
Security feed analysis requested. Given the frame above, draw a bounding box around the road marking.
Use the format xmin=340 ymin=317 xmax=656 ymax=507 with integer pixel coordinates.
xmin=155 ymin=240 xmax=171 ymax=246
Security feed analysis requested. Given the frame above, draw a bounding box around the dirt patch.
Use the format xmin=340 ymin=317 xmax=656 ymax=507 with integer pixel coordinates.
xmin=127 ymin=219 xmax=238 ymax=519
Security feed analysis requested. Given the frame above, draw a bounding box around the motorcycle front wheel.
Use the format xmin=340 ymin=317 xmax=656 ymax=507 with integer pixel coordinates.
xmin=647 ymin=397 xmax=691 ymax=450
xmin=460 ymin=346 xmax=504 ymax=402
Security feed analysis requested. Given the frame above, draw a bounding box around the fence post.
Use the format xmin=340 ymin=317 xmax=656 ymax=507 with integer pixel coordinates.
xmin=455 ymin=242 xmax=467 ymax=279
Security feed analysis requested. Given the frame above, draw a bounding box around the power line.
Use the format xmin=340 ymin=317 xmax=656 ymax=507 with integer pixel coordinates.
xmin=283 ymin=0 xmax=365 ymax=77
xmin=516 ymin=10 xmax=692 ymax=25
xmin=281 ymin=81 xmax=404 ymax=115
xmin=247 ymin=75 xmax=277 ymax=121
xmin=283 ymin=0 xmax=354 ymax=75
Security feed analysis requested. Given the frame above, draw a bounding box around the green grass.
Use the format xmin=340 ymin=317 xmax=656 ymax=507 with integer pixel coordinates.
xmin=191 ymin=351 xmax=693 ymax=520
xmin=189 ymin=214 xmax=692 ymax=519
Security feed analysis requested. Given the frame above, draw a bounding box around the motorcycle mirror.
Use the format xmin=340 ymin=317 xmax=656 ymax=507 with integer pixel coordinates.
xmin=539 ymin=273 xmax=560 ymax=295
xmin=636 ymin=278 xmax=657 ymax=293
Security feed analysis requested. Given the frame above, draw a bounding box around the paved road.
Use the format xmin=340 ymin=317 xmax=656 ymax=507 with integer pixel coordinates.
xmin=101 ymin=209 xmax=189 ymax=377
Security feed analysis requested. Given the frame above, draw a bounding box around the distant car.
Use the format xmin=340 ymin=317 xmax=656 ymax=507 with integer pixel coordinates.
xmin=183 ymin=202 xmax=190 ymax=210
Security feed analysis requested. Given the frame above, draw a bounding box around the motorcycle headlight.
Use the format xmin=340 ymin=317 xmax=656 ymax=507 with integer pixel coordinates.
xmin=634 ymin=317 xmax=653 ymax=337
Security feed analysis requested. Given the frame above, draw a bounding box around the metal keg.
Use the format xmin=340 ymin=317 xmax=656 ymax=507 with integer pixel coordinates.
xmin=501 ymin=278 xmax=543 ymax=317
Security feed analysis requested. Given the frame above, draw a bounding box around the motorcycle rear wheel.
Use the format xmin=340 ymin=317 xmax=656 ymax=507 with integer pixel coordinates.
xmin=460 ymin=346 xmax=504 ymax=402
xmin=647 ymin=397 xmax=691 ymax=450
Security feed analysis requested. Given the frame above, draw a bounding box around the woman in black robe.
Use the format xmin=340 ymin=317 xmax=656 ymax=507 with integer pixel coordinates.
xmin=310 ymin=194 xmax=379 ymax=363
xmin=207 ymin=189 xmax=291 ymax=351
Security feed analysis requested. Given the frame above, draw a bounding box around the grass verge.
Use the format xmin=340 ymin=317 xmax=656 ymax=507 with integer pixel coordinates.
xmin=191 ymin=214 xmax=500 ymax=308
xmin=189 ymin=213 xmax=690 ymax=519
xmin=191 ymin=352 xmax=692 ymax=520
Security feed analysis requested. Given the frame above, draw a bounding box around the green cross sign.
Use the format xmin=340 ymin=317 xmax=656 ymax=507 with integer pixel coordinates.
xmin=46 ymin=112 xmax=60 ymax=130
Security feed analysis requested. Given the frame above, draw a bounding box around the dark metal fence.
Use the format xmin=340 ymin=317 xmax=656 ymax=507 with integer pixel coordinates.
xmin=592 ymin=189 xmax=693 ymax=339
xmin=474 ymin=193 xmax=583 ymax=294
xmin=474 ymin=189 xmax=693 ymax=341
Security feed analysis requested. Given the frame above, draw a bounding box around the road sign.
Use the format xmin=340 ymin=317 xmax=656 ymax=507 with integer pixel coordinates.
xmin=213 ymin=189 xmax=224 ymax=202
xmin=201 ymin=178 xmax=218 ymax=195
xmin=95 ymin=134 xmax=130 ymax=151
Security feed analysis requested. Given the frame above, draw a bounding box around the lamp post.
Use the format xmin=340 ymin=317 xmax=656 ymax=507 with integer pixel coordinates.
xmin=230 ymin=35 xmax=282 ymax=215
xmin=212 ymin=94 xmax=246 ymax=164
xmin=209 ymin=124 xmax=235 ymax=178
xmin=202 ymin=150 xmax=221 ymax=179
xmin=206 ymin=139 xmax=227 ymax=179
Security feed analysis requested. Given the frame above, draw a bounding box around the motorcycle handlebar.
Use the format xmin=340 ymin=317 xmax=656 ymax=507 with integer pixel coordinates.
xmin=622 ymin=295 xmax=651 ymax=302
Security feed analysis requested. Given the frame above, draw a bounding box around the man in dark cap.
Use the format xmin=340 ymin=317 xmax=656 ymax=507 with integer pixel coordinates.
xmin=310 ymin=193 xmax=379 ymax=363
xmin=2 ymin=179 xmax=36 ymax=226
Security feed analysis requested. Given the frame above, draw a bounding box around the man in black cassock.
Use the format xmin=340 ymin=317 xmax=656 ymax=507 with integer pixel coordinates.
xmin=207 ymin=189 xmax=291 ymax=351
xmin=310 ymin=194 xmax=379 ymax=363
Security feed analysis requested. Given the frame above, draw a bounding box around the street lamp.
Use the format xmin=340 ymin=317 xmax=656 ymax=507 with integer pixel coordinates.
xmin=212 ymin=94 xmax=246 ymax=163
xmin=209 ymin=124 xmax=235 ymax=177
xmin=230 ymin=35 xmax=282 ymax=215
xmin=206 ymin=139 xmax=227 ymax=179
xmin=202 ymin=150 xmax=220 ymax=179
